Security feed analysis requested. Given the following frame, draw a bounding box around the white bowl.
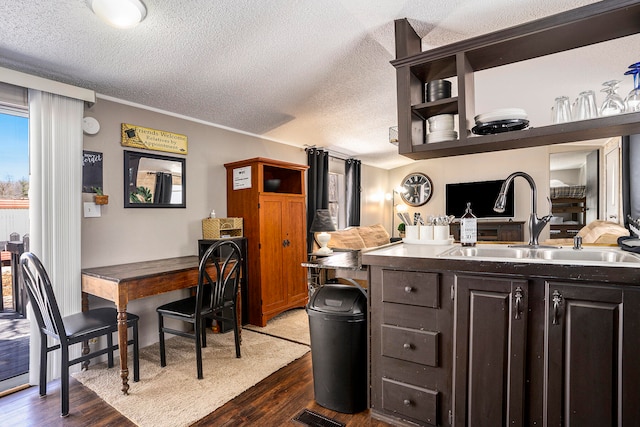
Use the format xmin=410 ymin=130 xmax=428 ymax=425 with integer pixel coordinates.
xmin=428 ymin=114 xmax=454 ymax=131
xmin=426 ymin=130 xmax=457 ymax=143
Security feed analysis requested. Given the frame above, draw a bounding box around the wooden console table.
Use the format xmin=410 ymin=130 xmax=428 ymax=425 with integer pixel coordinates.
xmin=81 ymin=256 xmax=226 ymax=395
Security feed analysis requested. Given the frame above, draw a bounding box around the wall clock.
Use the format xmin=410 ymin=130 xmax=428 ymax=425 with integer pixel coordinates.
xmin=400 ymin=172 xmax=433 ymax=207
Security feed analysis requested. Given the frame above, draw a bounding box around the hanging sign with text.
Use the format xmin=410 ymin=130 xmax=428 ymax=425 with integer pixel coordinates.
xmin=82 ymin=150 xmax=103 ymax=193
xmin=121 ymin=123 xmax=188 ymax=155
xmin=233 ymin=166 xmax=252 ymax=190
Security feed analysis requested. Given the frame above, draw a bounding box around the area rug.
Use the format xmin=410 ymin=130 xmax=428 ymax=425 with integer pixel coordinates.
xmin=72 ymin=329 xmax=309 ymax=427
xmin=245 ymin=307 xmax=310 ymax=345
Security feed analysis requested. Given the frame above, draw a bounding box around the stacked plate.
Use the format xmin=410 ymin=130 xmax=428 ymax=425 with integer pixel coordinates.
xmin=427 ymin=114 xmax=457 ymax=143
xmin=472 ymin=108 xmax=529 ymax=135
xmin=427 ymin=130 xmax=458 ymax=143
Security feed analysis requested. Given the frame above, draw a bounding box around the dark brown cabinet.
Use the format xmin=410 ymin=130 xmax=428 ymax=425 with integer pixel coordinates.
xmin=225 ymin=158 xmax=309 ymax=326
xmin=449 ymin=221 xmax=524 ymax=242
xmin=392 ymin=1 xmax=640 ymax=160
xmin=544 ymin=282 xmax=640 ymax=426
xmin=453 ymin=275 xmax=527 ymax=426
xmin=369 ymin=268 xmax=453 ymax=426
xmin=366 ymin=256 xmax=640 ymax=426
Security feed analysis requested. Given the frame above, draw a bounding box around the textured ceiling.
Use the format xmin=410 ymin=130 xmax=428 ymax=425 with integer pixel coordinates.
xmin=2 ymin=0 xmax=636 ymax=169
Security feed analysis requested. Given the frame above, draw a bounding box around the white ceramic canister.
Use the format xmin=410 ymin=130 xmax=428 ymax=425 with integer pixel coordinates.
xmin=405 ymin=225 xmax=420 ymax=240
xmin=420 ymin=225 xmax=434 ymax=241
xmin=433 ymin=224 xmax=449 ymax=241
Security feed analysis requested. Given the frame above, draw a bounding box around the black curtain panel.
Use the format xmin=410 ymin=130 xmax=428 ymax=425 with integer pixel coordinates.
xmin=306 ymin=148 xmax=329 ymax=252
xmin=622 ymin=134 xmax=640 ymax=226
xmin=154 ymin=172 xmax=173 ymax=204
xmin=127 ymin=155 xmax=141 ymax=197
xmin=345 ymin=158 xmax=361 ymax=227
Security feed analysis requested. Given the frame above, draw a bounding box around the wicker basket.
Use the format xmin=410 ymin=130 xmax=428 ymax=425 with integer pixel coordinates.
xmin=202 ymin=217 xmax=243 ymax=239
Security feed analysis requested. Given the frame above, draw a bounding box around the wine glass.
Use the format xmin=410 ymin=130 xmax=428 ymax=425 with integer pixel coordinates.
xmin=624 ymin=65 xmax=640 ymax=113
xmin=599 ymin=80 xmax=625 ymax=116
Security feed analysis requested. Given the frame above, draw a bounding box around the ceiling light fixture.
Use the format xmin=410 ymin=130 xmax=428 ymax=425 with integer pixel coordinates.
xmin=87 ymin=0 xmax=147 ymax=29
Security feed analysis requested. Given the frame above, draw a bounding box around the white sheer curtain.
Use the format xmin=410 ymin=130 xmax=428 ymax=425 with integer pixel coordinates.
xmin=27 ymin=89 xmax=83 ymax=384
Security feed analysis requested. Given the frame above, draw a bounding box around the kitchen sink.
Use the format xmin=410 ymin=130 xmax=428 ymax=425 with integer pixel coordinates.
xmin=441 ymin=246 xmax=533 ymax=259
xmin=438 ymin=245 xmax=640 ymax=265
xmin=535 ymin=248 xmax=640 ymax=263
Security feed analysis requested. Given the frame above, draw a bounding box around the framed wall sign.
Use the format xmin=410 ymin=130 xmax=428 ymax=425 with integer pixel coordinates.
xmin=233 ymin=166 xmax=251 ymax=190
xmin=82 ymin=150 xmax=103 ymax=193
xmin=121 ymin=123 xmax=188 ymax=155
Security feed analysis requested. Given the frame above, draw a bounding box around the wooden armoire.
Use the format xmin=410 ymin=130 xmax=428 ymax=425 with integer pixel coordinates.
xmin=224 ymin=158 xmax=309 ymax=326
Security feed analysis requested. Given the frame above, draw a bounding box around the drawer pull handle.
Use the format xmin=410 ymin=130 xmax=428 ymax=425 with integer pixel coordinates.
xmin=514 ymin=287 xmax=523 ymax=320
xmin=404 ymin=286 xmax=412 ymax=293
xmin=403 ymin=399 xmax=412 ymax=406
xmin=403 ymin=343 xmax=412 ymax=350
xmin=552 ymin=290 xmax=562 ymax=325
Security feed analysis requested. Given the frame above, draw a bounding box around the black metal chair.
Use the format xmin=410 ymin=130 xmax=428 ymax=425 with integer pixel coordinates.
xmin=157 ymin=240 xmax=242 ymax=379
xmin=19 ymin=252 xmax=140 ymax=417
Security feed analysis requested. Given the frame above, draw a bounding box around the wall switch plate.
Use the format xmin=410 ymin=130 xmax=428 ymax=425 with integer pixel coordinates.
xmin=84 ymin=202 xmax=101 ymax=218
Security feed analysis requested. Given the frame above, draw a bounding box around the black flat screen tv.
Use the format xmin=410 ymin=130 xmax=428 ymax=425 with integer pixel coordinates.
xmin=445 ymin=180 xmax=515 ymax=218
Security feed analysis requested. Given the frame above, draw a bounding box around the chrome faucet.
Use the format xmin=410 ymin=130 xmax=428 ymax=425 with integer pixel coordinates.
xmin=494 ymin=171 xmax=553 ymax=247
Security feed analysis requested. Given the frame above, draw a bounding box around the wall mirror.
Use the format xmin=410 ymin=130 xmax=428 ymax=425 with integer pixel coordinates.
xmin=548 ymin=138 xmax=623 ymax=243
xmin=124 ymin=150 xmax=186 ymax=208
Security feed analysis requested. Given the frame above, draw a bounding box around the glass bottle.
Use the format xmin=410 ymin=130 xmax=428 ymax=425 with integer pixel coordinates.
xmin=460 ymin=202 xmax=477 ymax=247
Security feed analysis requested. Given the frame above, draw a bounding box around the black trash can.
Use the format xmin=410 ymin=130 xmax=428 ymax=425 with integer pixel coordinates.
xmin=306 ymin=284 xmax=367 ymax=413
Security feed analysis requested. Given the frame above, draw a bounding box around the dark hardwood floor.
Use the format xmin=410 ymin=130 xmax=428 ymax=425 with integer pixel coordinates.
xmin=0 ymin=352 xmax=394 ymax=426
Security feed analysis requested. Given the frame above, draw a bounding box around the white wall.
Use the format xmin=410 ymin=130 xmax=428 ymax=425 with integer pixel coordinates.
xmin=81 ymin=98 xmax=388 ymax=345
xmin=387 ymin=147 xmax=552 ymax=243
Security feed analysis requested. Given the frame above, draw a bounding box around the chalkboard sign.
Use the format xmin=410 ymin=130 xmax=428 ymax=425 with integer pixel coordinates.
xmin=82 ymin=151 xmax=103 ymax=193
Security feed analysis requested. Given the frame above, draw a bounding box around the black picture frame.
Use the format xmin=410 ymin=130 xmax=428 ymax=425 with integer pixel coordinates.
xmin=123 ymin=150 xmax=186 ymax=208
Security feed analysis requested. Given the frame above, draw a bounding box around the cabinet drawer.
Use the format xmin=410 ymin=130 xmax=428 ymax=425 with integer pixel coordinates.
xmin=382 ymin=378 xmax=438 ymax=425
xmin=382 ymin=270 xmax=439 ymax=308
xmin=382 ymin=324 xmax=438 ymax=367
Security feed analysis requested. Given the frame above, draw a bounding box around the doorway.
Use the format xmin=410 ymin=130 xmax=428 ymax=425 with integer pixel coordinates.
xmin=549 ymin=148 xmax=599 ymax=240
xmin=0 ymin=110 xmax=30 ymax=393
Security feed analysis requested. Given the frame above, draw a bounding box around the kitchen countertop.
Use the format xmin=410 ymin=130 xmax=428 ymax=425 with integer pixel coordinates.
xmin=362 ymin=242 xmax=640 ymax=285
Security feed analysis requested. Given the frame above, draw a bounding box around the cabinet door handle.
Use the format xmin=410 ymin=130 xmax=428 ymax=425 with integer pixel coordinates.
xmin=282 ymin=239 xmax=290 ymax=247
xmin=404 ymin=286 xmax=413 ymax=293
xmin=403 ymin=399 xmax=412 ymax=406
xmin=514 ymin=287 xmax=523 ymax=320
xmin=552 ymin=290 xmax=562 ymax=325
xmin=403 ymin=343 xmax=412 ymax=350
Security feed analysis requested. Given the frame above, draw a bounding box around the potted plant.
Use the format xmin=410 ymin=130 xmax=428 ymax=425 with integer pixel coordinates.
xmin=93 ymin=187 xmax=109 ymax=205
xmin=397 ymin=222 xmax=406 ymax=238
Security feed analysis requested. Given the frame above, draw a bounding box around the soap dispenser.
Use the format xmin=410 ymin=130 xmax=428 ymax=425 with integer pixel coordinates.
xmin=460 ymin=202 xmax=477 ymax=247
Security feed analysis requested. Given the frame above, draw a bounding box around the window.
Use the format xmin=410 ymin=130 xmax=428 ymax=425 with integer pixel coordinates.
xmin=328 ymin=172 xmax=345 ymax=229
xmin=0 ymin=83 xmax=29 ymax=202
xmin=0 ymin=113 xmax=29 ymax=200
